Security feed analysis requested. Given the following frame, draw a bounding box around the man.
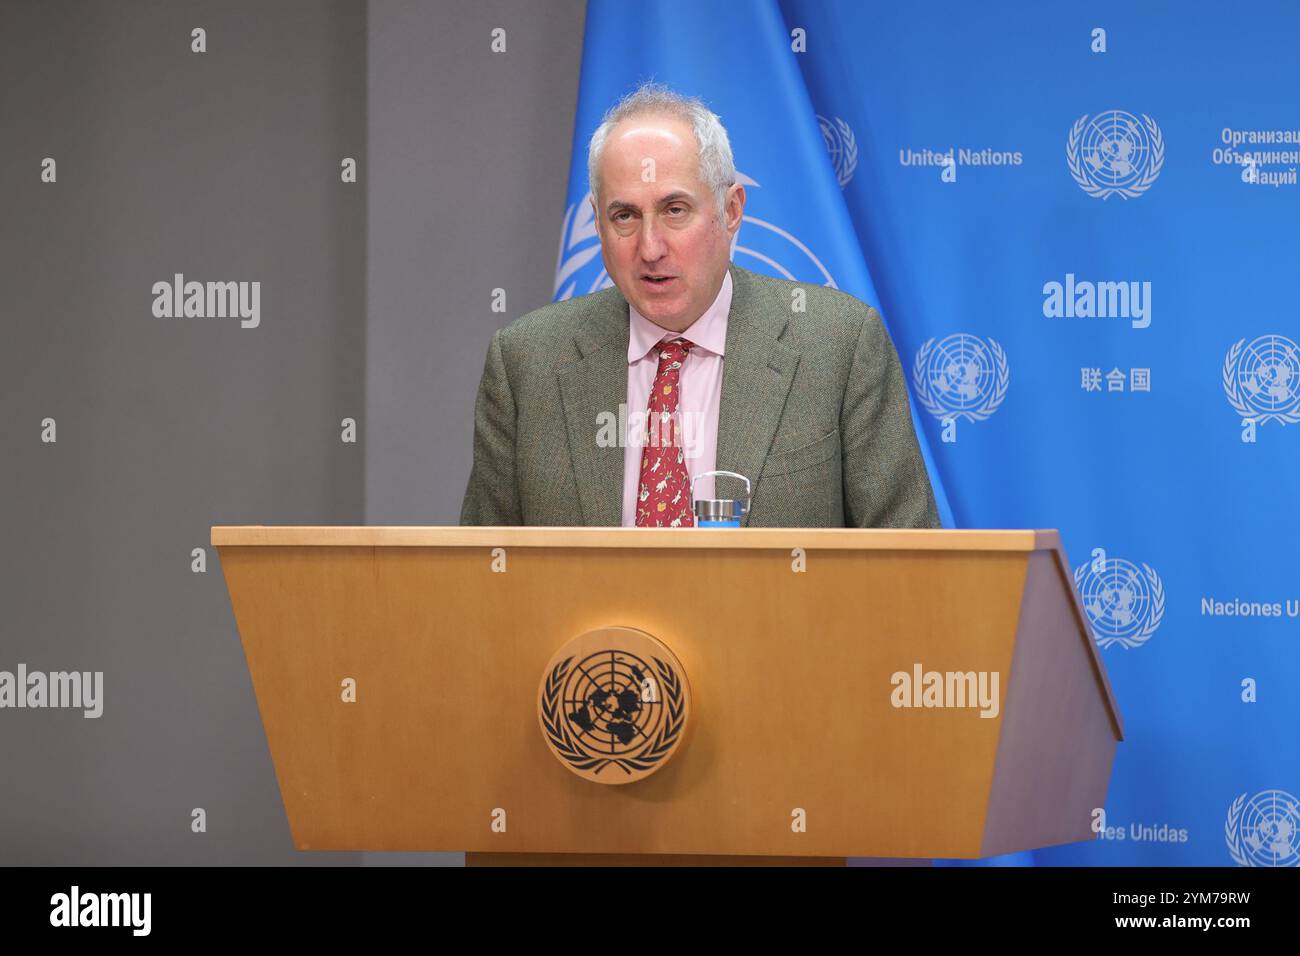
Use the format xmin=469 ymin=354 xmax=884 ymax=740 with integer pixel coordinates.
xmin=460 ymin=83 xmax=940 ymax=529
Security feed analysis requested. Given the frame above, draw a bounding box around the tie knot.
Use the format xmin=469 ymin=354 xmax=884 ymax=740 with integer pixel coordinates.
xmin=658 ymin=338 xmax=692 ymax=365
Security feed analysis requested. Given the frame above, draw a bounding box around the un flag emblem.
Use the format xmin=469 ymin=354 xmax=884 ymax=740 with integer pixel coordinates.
xmin=1073 ymin=556 xmax=1165 ymax=650
xmin=912 ymin=333 xmax=1008 ymax=423
xmin=816 ymin=114 xmax=859 ymax=188
xmin=1226 ymin=789 xmax=1300 ymax=867
xmin=1067 ymin=109 xmax=1165 ymax=199
xmin=1223 ymin=334 xmax=1300 ymax=426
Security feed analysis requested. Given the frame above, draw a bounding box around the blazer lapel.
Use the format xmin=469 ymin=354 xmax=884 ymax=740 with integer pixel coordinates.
xmin=556 ymin=265 xmax=800 ymax=528
xmin=557 ymin=292 xmax=629 ymax=526
xmin=715 ymin=265 xmax=801 ymax=526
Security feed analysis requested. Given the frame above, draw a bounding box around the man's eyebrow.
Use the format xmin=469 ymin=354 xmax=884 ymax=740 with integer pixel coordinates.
xmin=605 ymin=191 xmax=694 ymax=214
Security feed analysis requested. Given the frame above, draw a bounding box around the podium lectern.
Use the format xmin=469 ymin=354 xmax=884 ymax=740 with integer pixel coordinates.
xmin=212 ymin=526 xmax=1122 ymax=865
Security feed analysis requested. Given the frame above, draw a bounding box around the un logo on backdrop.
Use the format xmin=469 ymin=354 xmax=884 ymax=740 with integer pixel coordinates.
xmin=912 ymin=333 xmax=1009 ymax=422
xmin=1073 ymin=556 xmax=1165 ymax=650
xmin=1223 ymin=334 xmax=1300 ymax=425
xmin=816 ymin=114 xmax=858 ymax=188
xmin=1067 ymin=110 xmax=1165 ymax=199
xmin=1226 ymin=789 xmax=1300 ymax=867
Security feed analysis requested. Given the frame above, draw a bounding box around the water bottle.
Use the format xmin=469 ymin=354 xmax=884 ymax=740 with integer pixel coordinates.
xmin=691 ymin=470 xmax=751 ymax=528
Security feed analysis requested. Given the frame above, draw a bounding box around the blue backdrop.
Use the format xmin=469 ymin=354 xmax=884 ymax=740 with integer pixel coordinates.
xmin=555 ymin=0 xmax=1300 ymax=866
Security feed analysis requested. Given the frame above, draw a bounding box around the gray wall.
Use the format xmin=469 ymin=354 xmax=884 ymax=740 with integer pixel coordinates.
xmin=0 ymin=0 xmax=584 ymax=865
xmin=366 ymin=0 xmax=585 ymax=526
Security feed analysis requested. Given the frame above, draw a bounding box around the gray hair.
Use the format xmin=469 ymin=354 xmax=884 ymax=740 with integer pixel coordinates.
xmin=587 ymin=81 xmax=736 ymax=223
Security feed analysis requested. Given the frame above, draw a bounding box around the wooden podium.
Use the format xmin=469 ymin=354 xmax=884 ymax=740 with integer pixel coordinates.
xmin=212 ymin=526 xmax=1122 ymax=865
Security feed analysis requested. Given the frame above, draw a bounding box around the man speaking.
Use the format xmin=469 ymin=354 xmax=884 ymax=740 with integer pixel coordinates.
xmin=461 ymin=82 xmax=940 ymax=529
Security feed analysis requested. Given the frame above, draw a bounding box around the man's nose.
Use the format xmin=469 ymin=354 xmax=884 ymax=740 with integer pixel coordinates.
xmin=637 ymin=217 xmax=667 ymax=261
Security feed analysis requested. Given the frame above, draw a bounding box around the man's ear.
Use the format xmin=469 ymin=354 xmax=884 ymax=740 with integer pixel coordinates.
xmin=725 ymin=183 xmax=746 ymax=235
xmin=589 ymin=193 xmax=600 ymax=233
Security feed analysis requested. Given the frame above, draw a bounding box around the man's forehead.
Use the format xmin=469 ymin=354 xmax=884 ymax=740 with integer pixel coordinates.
xmin=609 ymin=111 xmax=693 ymax=144
xmin=604 ymin=115 xmax=697 ymax=166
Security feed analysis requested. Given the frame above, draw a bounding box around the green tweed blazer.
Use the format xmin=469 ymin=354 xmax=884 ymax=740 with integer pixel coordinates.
xmin=460 ymin=263 xmax=941 ymax=528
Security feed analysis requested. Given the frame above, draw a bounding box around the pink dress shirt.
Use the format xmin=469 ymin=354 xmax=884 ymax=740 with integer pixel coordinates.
xmin=621 ymin=271 xmax=732 ymax=526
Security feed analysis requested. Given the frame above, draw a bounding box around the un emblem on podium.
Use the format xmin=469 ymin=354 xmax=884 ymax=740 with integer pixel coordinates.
xmin=538 ymin=626 xmax=690 ymax=785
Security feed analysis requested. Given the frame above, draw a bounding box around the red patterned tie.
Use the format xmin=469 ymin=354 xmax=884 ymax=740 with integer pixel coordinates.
xmin=635 ymin=338 xmax=695 ymax=527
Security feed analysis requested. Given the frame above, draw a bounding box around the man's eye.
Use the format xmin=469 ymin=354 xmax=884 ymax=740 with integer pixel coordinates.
xmin=613 ymin=211 xmax=632 ymax=222
xmin=667 ymin=205 xmax=686 ymax=215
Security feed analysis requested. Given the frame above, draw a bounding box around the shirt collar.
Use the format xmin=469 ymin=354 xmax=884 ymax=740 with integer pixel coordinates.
xmin=627 ymin=269 xmax=732 ymax=364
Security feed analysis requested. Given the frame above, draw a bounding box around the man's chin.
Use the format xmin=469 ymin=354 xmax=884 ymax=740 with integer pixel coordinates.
xmin=632 ymin=296 xmax=689 ymax=328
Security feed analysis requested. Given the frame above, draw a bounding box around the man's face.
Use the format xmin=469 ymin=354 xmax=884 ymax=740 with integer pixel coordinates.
xmin=591 ymin=113 xmax=745 ymax=332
